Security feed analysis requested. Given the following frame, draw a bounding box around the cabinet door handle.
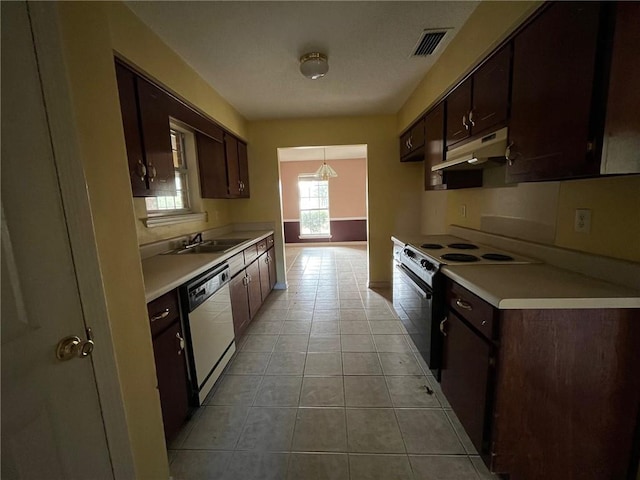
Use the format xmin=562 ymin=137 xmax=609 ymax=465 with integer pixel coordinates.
xmin=462 ymin=114 xmax=469 ymax=131
xmin=148 ymin=162 xmax=157 ymax=182
xmin=440 ymin=318 xmax=447 ymax=336
xmin=176 ymin=331 xmax=185 ymax=355
xmin=468 ymin=110 xmax=475 ymax=127
xmin=136 ymin=159 xmax=147 ymax=181
xmin=150 ymin=308 xmax=170 ymax=322
xmin=455 ymin=298 xmax=472 ymax=310
xmin=505 ymin=142 xmax=518 ymax=166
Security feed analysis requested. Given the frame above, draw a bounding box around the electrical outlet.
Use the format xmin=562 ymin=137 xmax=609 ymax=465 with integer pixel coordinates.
xmin=574 ymin=208 xmax=591 ymax=233
xmin=460 ymin=204 xmax=467 ymax=218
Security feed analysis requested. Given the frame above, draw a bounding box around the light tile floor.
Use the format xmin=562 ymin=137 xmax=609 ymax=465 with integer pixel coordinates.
xmin=169 ymin=245 xmax=498 ymax=480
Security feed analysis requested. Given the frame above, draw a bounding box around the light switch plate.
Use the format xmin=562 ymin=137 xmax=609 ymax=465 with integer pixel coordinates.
xmin=574 ymin=208 xmax=591 ymax=233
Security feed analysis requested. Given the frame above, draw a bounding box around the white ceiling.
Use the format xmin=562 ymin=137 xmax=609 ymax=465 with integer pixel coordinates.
xmin=126 ymin=1 xmax=479 ymax=120
xmin=278 ymin=144 xmax=367 ymax=162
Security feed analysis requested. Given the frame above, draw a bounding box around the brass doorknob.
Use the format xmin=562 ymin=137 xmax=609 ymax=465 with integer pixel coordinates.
xmin=56 ymin=328 xmax=94 ymax=361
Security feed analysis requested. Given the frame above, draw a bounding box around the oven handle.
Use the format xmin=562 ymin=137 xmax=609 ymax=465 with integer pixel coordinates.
xmin=394 ymin=263 xmax=432 ymax=299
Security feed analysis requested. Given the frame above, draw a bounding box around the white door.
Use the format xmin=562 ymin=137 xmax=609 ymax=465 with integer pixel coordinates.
xmin=1 ymin=2 xmax=115 ymax=478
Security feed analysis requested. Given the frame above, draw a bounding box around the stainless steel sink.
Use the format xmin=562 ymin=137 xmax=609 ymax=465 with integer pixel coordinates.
xmin=163 ymin=238 xmax=249 ymax=255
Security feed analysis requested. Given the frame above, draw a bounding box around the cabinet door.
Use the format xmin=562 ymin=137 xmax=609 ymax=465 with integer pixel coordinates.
xmin=424 ymin=103 xmax=445 ymax=190
xmin=267 ymin=247 xmax=277 ymax=292
xmin=225 ymin=134 xmax=241 ymax=197
xmin=196 ymin=132 xmax=228 ymax=199
xmin=507 ymin=2 xmax=602 ymax=183
xmin=400 ymin=130 xmax=412 ymax=158
xmin=136 ymin=78 xmax=176 ymax=195
xmin=229 ymin=273 xmax=250 ymax=338
xmin=153 ymin=321 xmax=190 ymax=443
xmin=246 ymin=260 xmax=262 ymax=319
xmin=258 ymin=252 xmax=271 ymax=302
xmin=114 ymin=63 xmax=148 ymax=196
xmin=446 ymin=78 xmax=472 ymax=147
xmin=471 ymin=46 xmax=510 ymax=137
xmin=410 ymin=120 xmax=425 ymax=152
xmin=237 ymin=141 xmax=250 ymax=197
xmin=601 ymin=2 xmax=640 ymax=174
xmin=440 ymin=312 xmax=493 ymax=454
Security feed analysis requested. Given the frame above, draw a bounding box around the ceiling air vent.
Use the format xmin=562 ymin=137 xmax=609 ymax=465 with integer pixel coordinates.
xmin=412 ymin=29 xmax=449 ymax=56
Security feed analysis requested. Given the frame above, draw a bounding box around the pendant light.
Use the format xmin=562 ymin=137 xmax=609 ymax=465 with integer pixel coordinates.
xmin=315 ymin=148 xmax=338 ymax=180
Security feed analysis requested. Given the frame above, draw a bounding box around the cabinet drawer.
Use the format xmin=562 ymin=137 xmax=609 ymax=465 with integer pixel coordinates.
xmin=446 ymin=281 xmax=495 ymax=340
xmin=148 ymin=289 xmax=180 ymax=337
xmin=266 ymin=235 xmax=274 ymax=249
xmin=228 ymin=252 xmax=245 ymax=278
xmin=243 ymin=243 xmax=258 ymax=265
xmin=256 ymin=239 xmax=268 ymax=256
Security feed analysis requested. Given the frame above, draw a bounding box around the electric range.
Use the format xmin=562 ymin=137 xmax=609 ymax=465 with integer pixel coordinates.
xmin=392 ymin=235 xmax=538 ymax=379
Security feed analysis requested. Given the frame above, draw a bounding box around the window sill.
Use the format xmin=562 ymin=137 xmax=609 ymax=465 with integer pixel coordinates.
xmin=143 ymin=211 xmax=207 ymax=228
xmin=299 ymin=234 xmax=332 ymax=239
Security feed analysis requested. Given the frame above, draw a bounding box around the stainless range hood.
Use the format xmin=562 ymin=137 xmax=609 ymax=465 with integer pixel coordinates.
xmin=432 ymin=127 xmax=508 ymax=171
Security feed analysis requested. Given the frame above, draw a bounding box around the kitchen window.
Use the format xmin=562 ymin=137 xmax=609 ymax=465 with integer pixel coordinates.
xmin=143 ymin=122 xmax=206 ymax=227
xmin=298 ymin=175 xmax=330 ymax=238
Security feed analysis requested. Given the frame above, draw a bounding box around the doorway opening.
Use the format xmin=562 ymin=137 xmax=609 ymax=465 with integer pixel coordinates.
xmin=277 ymin=144 xmax=369 ymax=278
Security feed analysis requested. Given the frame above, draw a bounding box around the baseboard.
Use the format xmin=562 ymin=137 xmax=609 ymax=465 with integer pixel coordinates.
xmin=368 ymin=281 xmax=391 ymax=289
xmin=286 ymin=241 xmax=367 ymax=247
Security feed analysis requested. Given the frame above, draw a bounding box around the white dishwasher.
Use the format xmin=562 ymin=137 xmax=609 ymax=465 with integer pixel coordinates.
xmin=181 ymin=262 xmax=235 ymax=405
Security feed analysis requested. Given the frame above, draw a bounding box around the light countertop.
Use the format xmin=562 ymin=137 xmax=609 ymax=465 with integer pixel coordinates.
xmin=392 ymin=233 xmax=640 ymax=310
xmin=142 ymin=230 xmax=273 ymax=302
xmin=442 ymin=264 xmax=640 ymax=309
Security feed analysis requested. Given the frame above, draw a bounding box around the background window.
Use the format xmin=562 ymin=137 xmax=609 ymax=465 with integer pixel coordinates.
xmin=298 ymin=176 xmax=330 ymax=237
xmin=145 ymin=128 xmax=191 ymax=213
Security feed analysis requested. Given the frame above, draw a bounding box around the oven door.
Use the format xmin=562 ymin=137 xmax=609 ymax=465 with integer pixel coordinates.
xmin=393 ymin=262 xmax=443 ymax=377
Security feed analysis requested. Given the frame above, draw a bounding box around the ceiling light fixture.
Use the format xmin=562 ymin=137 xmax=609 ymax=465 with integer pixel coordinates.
xmin=300 ymin=52 xmax=329 ymax=80
xmin=315 ymin=148 xmax=338 ymax=180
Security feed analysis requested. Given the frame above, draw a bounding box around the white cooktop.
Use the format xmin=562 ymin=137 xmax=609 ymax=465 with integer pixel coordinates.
xmin=408 ymin=235 xmax=540 ymax=266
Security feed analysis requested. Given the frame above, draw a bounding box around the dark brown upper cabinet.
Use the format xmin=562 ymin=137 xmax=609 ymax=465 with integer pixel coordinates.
xmin=225 ymin=134 xmax=250 ymax=198
xmin=115 ymin=63 xmax=147 ymax=196
xmin=506 ymin=2 xmax=604 ymax=183
xmin=136 ymin=78 xmax=175 ymax=195
xmin=115 ymin=62 xmax=176 ymax=197
xmin=446 ymin=46 xmax=511 ymax=148
xmin=400 ymin=118 xmax=425 ymax=162
xmin=115 ymin=59 xmax=251 ymax=199
xmin=116 ymin=62 xmax=176 ymax=197
xmin=196 ymin=132 xmax=227 ymax=198
xmin=425 ymin=103 xmax=483 ymax=191
xmin=600 ymin=2 xmax=640 ymax=175
xmin=424 ymin=103 xmax=446 ymax=189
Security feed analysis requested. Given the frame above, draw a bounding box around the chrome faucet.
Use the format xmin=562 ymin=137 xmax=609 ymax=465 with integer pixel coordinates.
xmin=186 ymin=232 xmax=203 ymax=247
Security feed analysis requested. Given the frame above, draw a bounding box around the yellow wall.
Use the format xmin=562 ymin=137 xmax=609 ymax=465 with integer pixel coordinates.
xmin=107 ymin=3 xmax=246 ymax=139
xmin=238 ymin=116 xmax=423 ymax=285
xmin=57 ymin=2 xmax=251 ymax=477
xmin=401 ymin=1 xmax=640 ymax=263
xmin=56 ymin=3 xmax=168 ymax=478
xmin=555 ymin=176 xmax=640 ymax=262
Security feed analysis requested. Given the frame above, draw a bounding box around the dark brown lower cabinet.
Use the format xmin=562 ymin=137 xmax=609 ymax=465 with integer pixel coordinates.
xmin=443 ymin=280 xmax=640 ymax=480
xmin=258 ymin=248 xmax=277 ymax=302
xmin=440 ymin=311 xmax=494 ymax=454
xmin=152 ymin=321 xmax=190 ymax=444
xmin=230 ymin=256 xmax=270 ymax=339
xmin=246 ymin=260 xmax=262 ymax=318
xmin=230 ymin=272 xmax=251 ymax=338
